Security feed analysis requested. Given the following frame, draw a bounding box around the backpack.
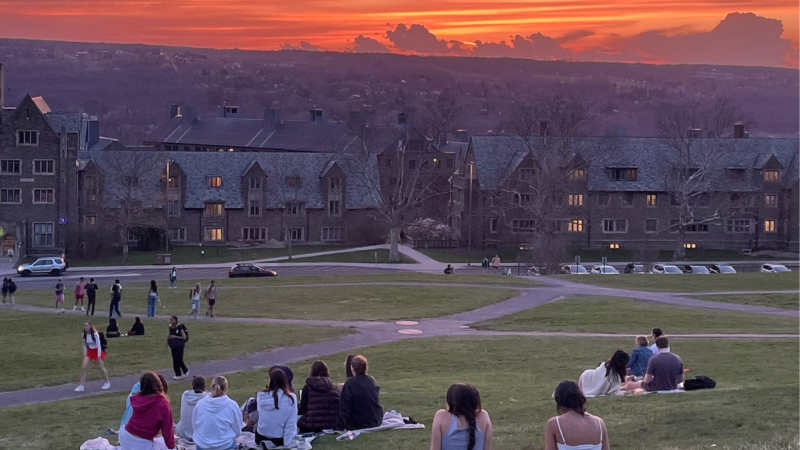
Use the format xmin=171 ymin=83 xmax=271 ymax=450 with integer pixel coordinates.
xmin=683 ymin=375 xmax=715 ymax=390
xmin=97 ymin=332 xmax=108 ymax=352
xmin=182 ymin=324 xmax=189 ymax=342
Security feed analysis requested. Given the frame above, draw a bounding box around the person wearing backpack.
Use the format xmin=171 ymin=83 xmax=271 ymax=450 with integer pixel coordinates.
xmin=168 ymin=315 xmax=190 ymax=380
xmin=7 ymin=278 xmax=16 ymax=305
xmin=75 ymin=321 xmax=111 ymax=392
xmin=85 ymin=278 xmax=98 ymax=316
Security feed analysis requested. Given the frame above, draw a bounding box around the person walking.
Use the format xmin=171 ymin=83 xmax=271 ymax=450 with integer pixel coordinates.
xmin=170 ymin=267 xmax=178 ymax=289
xmin=75 ymin=321 xmax=111 ymax=392
xmin=204 ymin=280 xmax=217 ymax=318
xmin=491 ymin=255 xmax=501 ymax=274
xmin=85 ymin=278 xmax=98 ymax=316
xmin=7 ymin=278 xmax=16 ymax=305
xmin=109 ymin=284 xmax=122 ymax=319
xmin=55 ymin=278 xmax=65 ymax=313
xmin=481 ymin=257 xmax=489 ymax=273
xmin=168 ymin=315 xmax=189 ymax=380
xmin=110 ymin=279 xmax=123 ymax=294
xmin=1 ymin=278 xmax=9 ymax=305
xmin=7 ymin=247 xmax=13 ymax=259
xmin=147 ymin=280 xmax=159 ymax=318
xmin=189 ymin=283 xmax=202 ymax=319
xmin=73 ymin=277 xmax=87 ymax=311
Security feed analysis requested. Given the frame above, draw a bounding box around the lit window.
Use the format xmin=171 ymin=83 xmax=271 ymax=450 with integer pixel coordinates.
xmin=609 ymin=243 xmax=620 ymax=249
xmin=433 ymin=158 xmax=441 ymax=169
xmin=763 ymin=170 xmax=780 ymax=182
xmin=205 ymin=203 xmax=223 ymax=216
xmin=207 ymin=176 xmax=222 ymax=188
xmin=684 ymin=243 xmax=697 ymax=249
xmin=568 ymin=219 xmax=584 ymax=232
xmin=764 ymin=194 xmax=777 ymax=208
xmin=570 ymin=168 xmax=586 ymax=180
xmin=764 ymin=220 xmax=776 ymax=233
xmin=204 ymin=228 xmax=223 ymax=241
xmin=646 ymin=194 xmax=657 ymax=207
xmin=83 ymin=215 xmax=97 ymax=226
xmin=568 ymin=194 xmax=584 ymax=206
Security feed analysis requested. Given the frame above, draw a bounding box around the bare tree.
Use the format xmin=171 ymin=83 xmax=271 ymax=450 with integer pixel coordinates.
xmin=271 ymin=165 xmax=304 ymax=261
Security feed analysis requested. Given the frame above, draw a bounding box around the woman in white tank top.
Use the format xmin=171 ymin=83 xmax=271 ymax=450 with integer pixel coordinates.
xmin=544 ymin=380 xmax=609 ymax=450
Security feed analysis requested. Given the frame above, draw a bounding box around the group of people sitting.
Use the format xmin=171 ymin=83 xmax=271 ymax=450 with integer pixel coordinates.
xmin=578 ymin=328 xmax=684 ymax=397
xmin=106 ymin=317 xmax=146 ymax=338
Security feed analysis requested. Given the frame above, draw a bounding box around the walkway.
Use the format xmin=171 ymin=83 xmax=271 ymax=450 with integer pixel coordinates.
xmin=0 ymin=276 xmax=796 ymax=408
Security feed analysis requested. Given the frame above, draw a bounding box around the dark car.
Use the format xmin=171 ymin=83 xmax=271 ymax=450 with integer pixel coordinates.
xmin=228 ymin=264 xmax=277 ymax=278
xmin=708 ymin=264 xmax=737 ymax=274
xmin=682 ymin=265 xmax=710 ymax=274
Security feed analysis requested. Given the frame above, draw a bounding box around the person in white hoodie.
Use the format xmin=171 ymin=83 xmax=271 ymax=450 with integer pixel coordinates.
xmin=256 ymin=367 xmax=298 ymax=448
xmin=175 ymin=376 xmax=208 ymax=441
xmin=192 ymin=376 xmax=241 ymax=450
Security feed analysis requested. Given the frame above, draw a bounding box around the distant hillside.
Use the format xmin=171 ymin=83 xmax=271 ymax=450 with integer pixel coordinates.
xmin=1 ymin=38 xmax=797 ymax=141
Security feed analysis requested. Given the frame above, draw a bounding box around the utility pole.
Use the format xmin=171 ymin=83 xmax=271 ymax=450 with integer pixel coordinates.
xmin=165 ymin=160 xmax=170 ymax=253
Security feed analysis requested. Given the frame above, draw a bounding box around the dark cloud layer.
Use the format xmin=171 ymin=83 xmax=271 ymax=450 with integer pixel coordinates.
xmin=351 ymin=35 xmax=392 ymax=53
xmin=386 ymin=23 xmax=450 ymax=53
xmin=281 ymin=41 xmax=323 ymax=51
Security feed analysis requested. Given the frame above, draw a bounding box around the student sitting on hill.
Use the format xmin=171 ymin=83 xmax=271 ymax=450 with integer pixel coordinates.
xmin=106 ymin=318 xmax=121 ymax=338
xmin=256 ymin=367 xmax=298 ymax=447
xmin=622 ymin=337 xmax=683 ymax=392
xmin=430 ymin=383 xmax=493 ymax=450
xmin=444 ymin=264 xmax=454 ymax=275
xmin=627 ymin=336 xmax=653 ymax=378
xmin=544 ymin=380 xmax=609 ymax=450
xmin=192 ymin=376 xmax=241 ymax=450
xmin=578 ymin=350 xmax=629 ymax=396
xmin=339 ymin=355 xmax=383 ymax=430
xmin=175 ymin=376 xmax=208 ymax=442
xmin=128 ymin=317 xmax=145 ymax=336
xmin=298 ymin=360 xmax=341 ymax=432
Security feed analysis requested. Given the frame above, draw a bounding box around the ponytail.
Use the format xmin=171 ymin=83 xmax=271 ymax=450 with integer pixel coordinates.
xmin=446 ymin=384 xmax=482 ymax=450
xmin=465 ymin=411 xmax=478 ymax=450
xmin=211 ymin=376 xmax=228 ymax=398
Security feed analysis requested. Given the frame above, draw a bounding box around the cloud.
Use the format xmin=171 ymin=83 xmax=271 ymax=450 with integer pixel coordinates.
xmin=556 ymin=30 xmax=595 ymax=44
xmin=472 ymin=33 xmax=571 ymax=60
xmin=351 ymin=35 xmax=391 ymax=53
xmin=280 ymin=41 xmax=322 ymax=51
xmin=386 ymin=23 xmax=450 ymax=54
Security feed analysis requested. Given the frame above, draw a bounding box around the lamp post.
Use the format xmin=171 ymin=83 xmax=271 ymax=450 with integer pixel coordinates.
xmin=517 ymin=245 xmax=523 ymax=276
xmin=165 ymin=160 xmax=171 ymax=253
xmin=467 ymin=162 xmax=474 ymax=266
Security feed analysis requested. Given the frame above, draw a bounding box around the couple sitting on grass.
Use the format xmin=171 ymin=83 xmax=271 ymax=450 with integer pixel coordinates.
xmin=578 ymin=335 xmax=683 ymax=397
xmin=106 ymin=317 xmax=146 ymax=338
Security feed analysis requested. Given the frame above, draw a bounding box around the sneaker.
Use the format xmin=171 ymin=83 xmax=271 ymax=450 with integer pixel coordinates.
xmin=184 ymin=370 xmax=190 ymax=378
xmin=72 ymin=305 xmax=76 ymax=311
xmin=102 ymin=382 xmax=111 ymax=390
xmin=74 ymin=385 xmax=85 ymax=392
xmin=173 ymin=374 xmax=183 ymax=380
xmin=81 ymin=306 xmax=85 ymax=311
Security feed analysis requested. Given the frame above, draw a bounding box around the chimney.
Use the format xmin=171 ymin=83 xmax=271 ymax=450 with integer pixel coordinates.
xmin=397 ymin=112 xmax=408 ymax=125
xmin=263 ymin=108 xmax=281 ymax=128
xmin=86 ymin=117 xmax=100 ymax=149
xmin=733 ymin=122 xmax=746 ymax=139
xmin=180 ymin=105 xmax=198 ymax=124
xmin=220 ymin=103 xmax=241 ymax=118
xmin=169 ymin=104 xmax=180 ymax=119
xmin=309 ymin=108 xmax=328 ymax=122
xmin=438 ymin=132 xmax=448 ymax=148
xmin=540 ymin=120 xmax=549 ymax=137
xmin=456 ymin=129 xmax=469 ymax=143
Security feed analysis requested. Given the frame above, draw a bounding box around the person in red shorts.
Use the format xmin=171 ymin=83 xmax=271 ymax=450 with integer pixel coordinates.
xmin=73 ymin=277 xmax=86 ymax=311
xmin=75 ymin=321 xmax=111 ymax=392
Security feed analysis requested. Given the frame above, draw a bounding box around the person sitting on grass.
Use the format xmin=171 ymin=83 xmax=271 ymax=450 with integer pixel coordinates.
xmin=544 ymin=380 xmax=609 ymax=450
xmin=430 ymin=383 xmax=492 ymax=450
xmin=627 ymin=336 xmax=653 ymax=378
xmin=128 ymin=317 xmax=145 ymax=336
xmin=175 ymin=376 xmax=208 ymax=442
xmin=444 ymin=264 xmax=454 ymax=275
xmin=119 ymin=372 xmax=175 ymax=450
xmin=622 ymin=337 xmax=683 ymax=392
xmin=256 ymin=367 xmax=298 ymax=448
xmin=649 ymin=328 xmax=666 ymax=355
xmin=192 ymin=376 xmax=241 ymax=450
xmin=578 ymin=350 xmax=629 ymax=397
xmin=106 ymin=318 xmax=121 ymax=338
xmin=298 ymin=360 xmax=341 ymax=433
xmin=339 ymin=355 xmax=383 ymax=430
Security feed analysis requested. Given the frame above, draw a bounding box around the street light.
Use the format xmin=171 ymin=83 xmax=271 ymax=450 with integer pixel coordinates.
xmin=467 ymin=162 xmax=474 ymax=266
xmin=517 ymin=244 xmax=523 ymax=276
xmin=165 ymin=159 xmax=172 ymax=253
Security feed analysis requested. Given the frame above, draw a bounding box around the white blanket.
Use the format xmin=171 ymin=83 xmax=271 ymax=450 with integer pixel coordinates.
xmin=336 ymin=410 xmax=425 ymax=441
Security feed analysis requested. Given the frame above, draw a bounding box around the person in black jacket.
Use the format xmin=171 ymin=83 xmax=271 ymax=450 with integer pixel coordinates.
xmin=339 ymin=355 xmax=383 ymax=430
xmin=128 ymin=317 xmax=145 ymax=336
xmin=298 ymin=360 xmax=341 ymax=432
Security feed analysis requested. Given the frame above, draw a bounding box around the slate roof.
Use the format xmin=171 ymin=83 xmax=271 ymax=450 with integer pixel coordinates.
xmin=470 ymin=135 xmax=800 ymax=192
xmin=45 ymin=112 xmax=83 ymax=134
xmin=80 ymin=151 xmax=381 ymax=210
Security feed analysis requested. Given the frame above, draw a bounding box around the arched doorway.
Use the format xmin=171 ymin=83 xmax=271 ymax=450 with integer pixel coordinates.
xmin=1 ymin=234 xmax=16 ymax=257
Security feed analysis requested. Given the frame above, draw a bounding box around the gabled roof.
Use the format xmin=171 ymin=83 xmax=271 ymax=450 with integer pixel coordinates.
xmin=470 ymin=135 xmax=529 ymax=191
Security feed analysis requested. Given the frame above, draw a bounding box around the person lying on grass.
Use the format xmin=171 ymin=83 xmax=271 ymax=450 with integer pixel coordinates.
xmin=578 ymin=350 xmax=629 ymax=397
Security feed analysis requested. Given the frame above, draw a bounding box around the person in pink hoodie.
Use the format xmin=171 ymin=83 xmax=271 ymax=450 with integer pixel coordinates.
xmin=119 ymin=372 xmax=176 ymax=450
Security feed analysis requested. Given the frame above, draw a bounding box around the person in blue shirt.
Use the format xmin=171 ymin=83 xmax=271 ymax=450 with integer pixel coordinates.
xmin=627 ymin=336 xmax=654 ymax=378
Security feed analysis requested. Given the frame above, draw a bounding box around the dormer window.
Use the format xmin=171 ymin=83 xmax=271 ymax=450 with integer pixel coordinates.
xmin=608 ymin=168 xmax=637 ymax=181
xmin=764 ymin=170 xmax=780 ymax=182
xmin=569 ymin=168 xmax=586 ymax=180
xmin=207 ymin=176 xmax=222 ymax=188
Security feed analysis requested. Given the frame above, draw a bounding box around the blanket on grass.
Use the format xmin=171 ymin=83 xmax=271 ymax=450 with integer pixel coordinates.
xmin=335 ymin=411 xmax=425 ymax=441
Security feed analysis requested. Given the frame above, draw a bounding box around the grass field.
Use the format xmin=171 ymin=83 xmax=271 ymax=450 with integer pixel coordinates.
xmin=13 ymin=284 xmax=520 ymax=321
xmin=473 ymin=296 xmax=800 ymax=334
xmin=416 ymin=248 xmax=766 ymax=263
xmin=0 ymin=310 xmax=349 ymax=392
xmin=281 ymin=249 xmax=417 ymax=264
xmin=558 ymin=272 xmax=798 ymax=292
xmin=0 ymin=336 xmax=795 ymax=450
xmin=694 ymin=293 xmax=799 ymax=310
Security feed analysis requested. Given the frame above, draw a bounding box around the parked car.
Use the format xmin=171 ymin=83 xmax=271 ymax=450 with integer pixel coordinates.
xmin=624 ymin=263 xmax=647 ymax=274
xmin=561 ymin=264 xmax=589 ymax=274
xmin=591 ymin=265 xmax=619 ymax=274
xmin=761 ymin=264 xmax=791 ymax=273
xmin=683 ymin=265 xmax=710 ymax=274
xmin=228 ymin=263 xmax=277 ymax=278
xmin=708 ymin=264 xmax=737 ymax=274
xmin=17 ymin=256 xmax=68 ymax=277
xmin=652 ymin=264 xmax=683 ymax=274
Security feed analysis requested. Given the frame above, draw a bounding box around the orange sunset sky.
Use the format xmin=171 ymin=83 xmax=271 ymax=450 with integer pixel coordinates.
xmin=0 ymin=0 xmax=798 ymax=67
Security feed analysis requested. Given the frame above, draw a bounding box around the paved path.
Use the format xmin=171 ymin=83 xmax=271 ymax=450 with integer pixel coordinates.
xmin=0 ymin=276 xmax=797 ymax=408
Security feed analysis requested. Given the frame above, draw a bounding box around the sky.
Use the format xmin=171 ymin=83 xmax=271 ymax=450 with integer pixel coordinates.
xmin=0 ymin=0 xmax=797 ymax=67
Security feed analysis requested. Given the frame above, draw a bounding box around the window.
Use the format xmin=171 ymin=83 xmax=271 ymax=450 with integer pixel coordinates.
xmin=328 ymin=200 xmax=341 ymax=216
xmin=521 ymin=194 xmax=531 ymax=205
xmin=204 ymin=228 xmax=223 ymax=241
xmin=33 ymin=188 xmax=55 ymax=204
xmin=764 ymin=170 xmax=780 ymax=182
xmin=621 ymin=193 xmax=634 ymax=207
xmin=329 ymin=177 xmax=342 ymax=194
xmin=645 ymin=219 xmax=658 ymax=233
xmin=33 ymin=223 xmax=54 ymax=246
xmin=726 ymin=220 xmax=751 ymax=233
xmin=168 ymin=177 xmax=180 ymax=189
xmin=249 ymin=177 xmax=261 ymax=190
xmin=321 ymin=228 xmax=344 ymax=241
xmin=83 ymin=215 xmax=97 ymax=226
xmin=597 ymin=193 xmax=610 ymax=207
xmin=205 ymin=203 xmax=223 ymax=216
xmin=207 ymin=176 xmax=222 ymax=188
xmin=764 ymin=220 xmax=776 ymax=233
xmin=511 ymin=220 xmax=535 ymax=233
xmin=433 ymin=158 xmax=441 ymax=169
xmin=286 ymin=176 xmax=302 ymax=188
xmin=489 ymin=218 xmax=499 ymax=234
xmin=249 ymin=199 xmax=261 ymax=217
xmin=242 ymin=228 xmax=267 ymax=241
xmin=169 ymin=227 xmax=186 ymax=242
xmin=287 ymin=203 xmax=304 ymax=216
xmin=446 ymin=158 xmax=454 ymax=169
xmin=168 ymin=200 xmax=181 ymax=216
xmin=519 ymin=168 xmax=534 ymax=180
xmin=512 ymin=192 xmax=521 ymax=206
xmin=128 ymin=230 xmax=138 ymax=242
xmin=289 ymin=227 xmax=304 ymax=241
xmin=686 ymin=223 xmax=709 ymax=233
xmin=33 ymin=160 xmax=55 ymax=175
xmin=17 ymin=131 xmax=38 ymax=146
xmin=408 ymin=159 xmax=416 ymax=170
xmin=568 ymin=219 xmax=584 ymax=232
xmin=729 ymin=193 xmax=741 ymax=207
xmin=602 ymin=219 xmax=628 ymax=233
xmin=1 ymin=160 xmax=21 ymax=175
xmin=570 ymin=168 xmax=586 ymax=180
xmin=124 ymin=176 xmax=139 ymax=187
xmin=0 ymin=189 xmax=21 ymax=204
xmin=646 ymin=194 xmax=657 ymax=207
xmin=85 ymin=175 xmax=98 ymax=201
xmin=608 ymin=168 xmax=637 ymax=181
xmin=765 ymin=194 xmax=777 ymax=208
xmin=568 ymin=194 xmax=584 ymax=206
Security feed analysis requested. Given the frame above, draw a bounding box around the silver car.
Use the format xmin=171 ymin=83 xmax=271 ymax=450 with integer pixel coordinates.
xmin=653 ymin=264 xmax=683 ymax=274
xmin=591 ymin=265 xmax=620 ymax=274
xmin=761 ymin=264 xmax=791 ymax=273
xmin=17 ymin=256 xmax=68 ymax=277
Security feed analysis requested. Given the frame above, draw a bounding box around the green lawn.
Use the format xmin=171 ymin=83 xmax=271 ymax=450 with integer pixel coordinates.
xmin=473 ymin=296 xmax=799 ymax=334
xmin=559 ymin=272 xmax=798 ymax=292
xmin=0 ymin=336 xmax=795 ymax=450
xmin=282 ymin=249 xmax=417 ymax=264
xmin=416 ymin=247 xmax=765 ymax=263
xmin=14 ymin=284 xmax=519 ymax=321
xmin=694 ymin=293 xmax=799 ymax=310
xmin=0 ymin=310 xmax=349 ymax=392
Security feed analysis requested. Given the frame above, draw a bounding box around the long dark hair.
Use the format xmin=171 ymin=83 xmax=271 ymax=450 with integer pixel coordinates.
xmin=82 ymin=322 xmax=97 ymax=343
xmin=150 ymin=280 xmax=157 ymax=294
xmin=604 ymin=350 xmax=629 ymax=383
xmin=554 ymin=380 xmax=586 ymax=415
xmin=345 ymin=354 xmax=355 ymax=378
xmin=140 ymin=372 xmax=168 ymax=399
xmin=446 ymin=384 xmax=482 ymax=450
xmin=310 ymin=360 xmax=330 ymax=378
xmin=266 ymin=367 xmax=295 ymax=409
